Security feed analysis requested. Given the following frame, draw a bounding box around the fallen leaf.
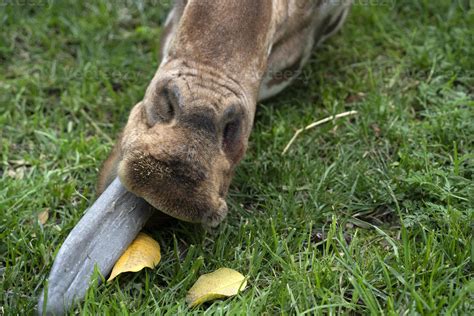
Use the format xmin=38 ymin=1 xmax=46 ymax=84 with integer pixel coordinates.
xmin=186 ymin=268 xmax=247 ymax=307
xmin=9 ymin=159 xmax=29 ymax=166
xmin=38 ymin=209 xmax=49 ymax=225
xmin=7 ymin=166 xmax=25 ymax=180
xmin=108 ymin=232 xmax=161 ymax=282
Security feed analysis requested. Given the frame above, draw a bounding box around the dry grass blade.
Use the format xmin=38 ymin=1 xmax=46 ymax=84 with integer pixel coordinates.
xmin=282 ymin=110 xmax=358 ymax=155
xmin=79 ymin=109 xmax=113 ymax=144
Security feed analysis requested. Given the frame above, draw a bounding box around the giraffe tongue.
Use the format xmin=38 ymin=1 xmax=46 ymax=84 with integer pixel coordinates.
xmin=37 ymin=177 xmax=154 ymax=315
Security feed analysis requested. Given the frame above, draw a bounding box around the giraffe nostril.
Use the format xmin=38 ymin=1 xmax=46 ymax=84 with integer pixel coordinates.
xmin=144 ymin=85 xmax=180 ymax=127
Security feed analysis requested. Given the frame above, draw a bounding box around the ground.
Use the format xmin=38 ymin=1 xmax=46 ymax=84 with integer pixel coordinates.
xmin=0 ymin=1 xmax=473 ymax=315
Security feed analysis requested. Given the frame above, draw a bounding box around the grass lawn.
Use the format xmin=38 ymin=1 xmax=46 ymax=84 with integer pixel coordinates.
xmin=1 ymin=0 xmax=473 ymax=314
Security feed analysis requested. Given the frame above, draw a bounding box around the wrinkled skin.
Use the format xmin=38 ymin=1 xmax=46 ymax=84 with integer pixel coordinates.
xmin=98 ymin=59 xmax=253 ymax=227
xmin=118 ymin=63 xmax=249 ymax=226
xmin=97 ymin=0 xmax=351 ymax=227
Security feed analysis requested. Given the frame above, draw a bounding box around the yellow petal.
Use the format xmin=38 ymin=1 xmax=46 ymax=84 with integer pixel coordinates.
xmin=107 ymin=232 xmax=161 ymax=281
xmin=186 ymin=268 xmax=247 ymax=307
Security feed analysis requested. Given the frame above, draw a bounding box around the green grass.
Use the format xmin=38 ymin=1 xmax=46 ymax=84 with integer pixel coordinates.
xmin=1 ymin=1 xmax=473 ymax=314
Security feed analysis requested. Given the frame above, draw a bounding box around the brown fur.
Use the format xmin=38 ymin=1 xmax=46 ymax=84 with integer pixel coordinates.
xmin=98 ymin=0 xmax=351 ymax=227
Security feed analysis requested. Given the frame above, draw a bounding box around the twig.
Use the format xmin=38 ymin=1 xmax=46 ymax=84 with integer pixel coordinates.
xmin=79 ymin=109 xmax=114 ymax=144
xmin=281 ymin=110 xmax=358 ymax=155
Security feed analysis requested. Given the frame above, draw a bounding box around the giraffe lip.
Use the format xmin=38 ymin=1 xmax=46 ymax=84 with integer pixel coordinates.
xmin=38 ymin=177 xmax=153 ymax=315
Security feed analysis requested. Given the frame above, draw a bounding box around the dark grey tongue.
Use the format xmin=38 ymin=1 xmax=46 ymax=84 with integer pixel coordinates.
xmin=37 ymin=177 xmax=153 ymax=315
